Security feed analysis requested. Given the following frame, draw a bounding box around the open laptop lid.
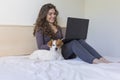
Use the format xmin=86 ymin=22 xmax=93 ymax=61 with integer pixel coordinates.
xmin=64 ymin=17 xmax=89 ymax=42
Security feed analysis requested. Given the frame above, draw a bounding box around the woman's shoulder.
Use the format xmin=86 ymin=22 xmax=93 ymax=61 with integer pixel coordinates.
xmin=35 ymin=30 xmax=43 ymax=36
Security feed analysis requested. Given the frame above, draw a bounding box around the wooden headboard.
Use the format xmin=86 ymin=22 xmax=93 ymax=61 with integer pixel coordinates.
xmin=0 ymin=25 xmax=37 ymax=56
xmin=0 ymin=25 xmax=66 ymax=56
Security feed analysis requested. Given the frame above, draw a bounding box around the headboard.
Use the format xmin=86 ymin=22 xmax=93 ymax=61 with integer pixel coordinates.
xmin=0 ymin=25 xmax=66 ymax=56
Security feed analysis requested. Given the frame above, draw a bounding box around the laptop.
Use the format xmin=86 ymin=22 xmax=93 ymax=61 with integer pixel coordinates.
xmin=63 ymin=17 xmax=89 ymax=43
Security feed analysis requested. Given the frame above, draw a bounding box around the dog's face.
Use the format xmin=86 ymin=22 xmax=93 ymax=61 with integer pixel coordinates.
xmin=47 ymin=39 xmax=63 ymax=51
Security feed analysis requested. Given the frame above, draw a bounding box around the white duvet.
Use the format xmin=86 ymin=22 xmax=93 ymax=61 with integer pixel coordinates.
xmin=0 ymin=56 xmax=120 ymax=80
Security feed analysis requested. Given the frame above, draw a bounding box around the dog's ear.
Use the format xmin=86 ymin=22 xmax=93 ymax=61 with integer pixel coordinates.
xmin=47 ymin=39 xmax=53 ymax=48
xmin=56 ymin=39 xmax=63 ymax=48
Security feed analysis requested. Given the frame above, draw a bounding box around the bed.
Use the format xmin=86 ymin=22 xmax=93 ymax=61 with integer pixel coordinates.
xmin=0 ymin=56 xmax=120 ymax=80
xmin=0 ymin=25 xmax=120 ymax=80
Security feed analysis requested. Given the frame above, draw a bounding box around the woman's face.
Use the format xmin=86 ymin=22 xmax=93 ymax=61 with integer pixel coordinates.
xmin=46 ymin=8 xmax=57 ymax=24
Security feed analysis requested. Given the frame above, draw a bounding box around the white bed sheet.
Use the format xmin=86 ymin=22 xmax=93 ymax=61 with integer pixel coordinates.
xmin=0 ymin=56 xmax=120 ymax=80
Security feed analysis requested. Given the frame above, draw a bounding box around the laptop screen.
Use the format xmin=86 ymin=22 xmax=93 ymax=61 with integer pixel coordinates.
xmin=65 ymin=17 xmax=89 ymax=41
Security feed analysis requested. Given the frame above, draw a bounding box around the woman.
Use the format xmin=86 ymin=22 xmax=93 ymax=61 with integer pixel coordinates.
xmin=33 ymin=3 xmax=63 ymax=50
xmin=33 ymin=3 xmax=110 ymax=64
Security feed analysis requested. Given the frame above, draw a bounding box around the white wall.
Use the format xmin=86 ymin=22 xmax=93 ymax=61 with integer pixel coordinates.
xmin=85 ymin=0 xmax=120 ymax=57
xmin=0 ymin=0 xmax=84 ymax=26
xmin=0 ymin=0 xmax=40 ymax=25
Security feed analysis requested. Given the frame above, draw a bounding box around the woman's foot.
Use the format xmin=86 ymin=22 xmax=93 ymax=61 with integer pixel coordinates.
xmin=92 ymin=58 xmax=103 ymax=64
xmin=99 ymin=57 xmax=112 ymax=63
xmin=92 ymin=58 xmax=112 ymax=64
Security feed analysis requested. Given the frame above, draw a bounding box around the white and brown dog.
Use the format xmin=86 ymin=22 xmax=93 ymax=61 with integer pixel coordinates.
xmin=29 ymin=39 xmax=64 ymax=61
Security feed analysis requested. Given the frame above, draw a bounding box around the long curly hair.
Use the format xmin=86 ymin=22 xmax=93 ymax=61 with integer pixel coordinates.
xmin=33 ymin=3 xmax=59 ymax=39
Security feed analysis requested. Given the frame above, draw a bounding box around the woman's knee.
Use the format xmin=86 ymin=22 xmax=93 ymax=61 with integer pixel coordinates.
xmin=78 ymin=39 xmax=85 ymax=43
xmin=70 ymin=40 xmax=79 ymax=44
xmin=63 ymin=40 xmax=78 ymax=47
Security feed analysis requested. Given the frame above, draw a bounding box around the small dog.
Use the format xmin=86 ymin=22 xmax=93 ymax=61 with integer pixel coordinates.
xmin=29 ymin=39 xmax=64 ymax=61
